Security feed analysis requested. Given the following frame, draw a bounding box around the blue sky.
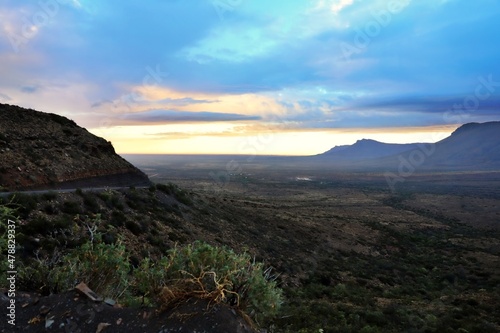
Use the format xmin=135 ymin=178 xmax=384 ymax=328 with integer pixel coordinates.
xmin=1 ymin=0 xmax=499 ymax=154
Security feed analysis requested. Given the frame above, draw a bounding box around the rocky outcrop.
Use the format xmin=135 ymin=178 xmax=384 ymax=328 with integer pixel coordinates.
xmin=0 ymin=103 xmax=150 ymax=190
xmin=1 ymin=290 xmax=257 ymax=332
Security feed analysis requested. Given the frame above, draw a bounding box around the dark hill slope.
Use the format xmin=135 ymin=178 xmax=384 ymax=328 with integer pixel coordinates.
xmin=313 ymin=122 xmax=500 ymax=172
xmin=0 ymin=103 xmax=150 ymax=190
xmin=422 ymin=121 xmax=500 ymax=169
xmin=366 ymin=121 xmax=500 ymax=172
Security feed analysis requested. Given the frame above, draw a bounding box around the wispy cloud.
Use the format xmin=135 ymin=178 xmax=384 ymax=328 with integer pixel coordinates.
xmin=119 ymin=109 xmax=261 ymax=124
xmin=330 ymin=0 xmax=355 ymax=14
xmin=20 ymin=85 xmax=39 ymax=93
xmin=155 ymin=97 xmax=217 ymax=106
xmin=91 ymin=96 xmax=217 ymax=109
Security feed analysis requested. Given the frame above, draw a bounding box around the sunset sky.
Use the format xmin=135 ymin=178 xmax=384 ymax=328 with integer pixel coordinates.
xmin=1 ymin=0 xmax=499 ymax=155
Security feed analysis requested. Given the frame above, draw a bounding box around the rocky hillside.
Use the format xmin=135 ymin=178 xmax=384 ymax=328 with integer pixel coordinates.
xmin=0 ymin=103 xmax=150 ymax=191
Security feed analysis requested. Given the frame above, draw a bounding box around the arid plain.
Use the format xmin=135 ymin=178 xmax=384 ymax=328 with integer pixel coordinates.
xmin=125 ymin=154 xmax=500 ymax=332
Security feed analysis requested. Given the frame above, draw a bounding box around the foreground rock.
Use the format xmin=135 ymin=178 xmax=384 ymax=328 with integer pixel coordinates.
xmin=0 ymin=103 xmax=150 ymax=191
xmin=1 ymin=290 xmax=256 ymax=333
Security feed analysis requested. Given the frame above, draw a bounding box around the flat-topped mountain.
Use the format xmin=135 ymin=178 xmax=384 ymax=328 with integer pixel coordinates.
xmin=319 ymin=139 xmax=422 ymax=161
xmin=0 ymin=103 xmax=150 ymax=191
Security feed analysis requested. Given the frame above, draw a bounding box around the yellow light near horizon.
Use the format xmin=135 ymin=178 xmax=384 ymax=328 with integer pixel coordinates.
xmin=89 ymin=124 xmax=458 ymax=156
xmin=132 ymin=85 xmax=286 ymax=118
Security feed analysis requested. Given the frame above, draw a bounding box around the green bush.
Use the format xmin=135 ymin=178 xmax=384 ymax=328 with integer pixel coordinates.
xmin=155 ymin=183 xmax=172 ymax=194
xmin=133 ymin=241 xmax=282 ymax=325
xmin=156 ymin=183 xmax=193 ymax=206
xmin=41 ymin=191 xmax=58 ymax=201
xmin=52 ymin=234 xmax=130 ymax=299
xmin=125 ymin=220 xmax=143 ymax=235
xmin=97 ymin=191 xmax=111 ymax=202
xmin=98 ymin=190 xmax=124 ymax=210
xmin=110 ymin=194 xmax=124 ymax=210
xmin=7 ymin=193 xmax=38 ymax=217
xmin=21 ymin=215 xmax=51 ymax=235
xmin=62 ymin=201 xmax=81 ymax=215
xmin=110 ymin=210 xmax=126 ymax=227
xmin=83 ymin=194 xmax=100 ymax=213
xmin=16 ymin=234 xmax=130 ymax=299
xmin=43 ymin=203 xmax=58 ymax=215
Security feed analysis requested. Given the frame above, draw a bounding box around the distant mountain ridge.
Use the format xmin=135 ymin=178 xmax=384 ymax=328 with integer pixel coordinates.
xmin=0 ymin=103 xmax=150 ymax=191
xmin=317 ymin=121 xmax=500 ymax=171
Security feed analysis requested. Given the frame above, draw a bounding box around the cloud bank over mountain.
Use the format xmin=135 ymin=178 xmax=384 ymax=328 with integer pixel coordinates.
xmin=1 ymin=0 xmax=499 ymax=154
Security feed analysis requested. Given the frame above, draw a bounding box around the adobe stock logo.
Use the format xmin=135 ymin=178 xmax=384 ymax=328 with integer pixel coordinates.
xmin=340 ymin=0 xmax=410 ymax=60
xmin=443 ymin=75 xmax=500 ymax=124
xmin=208 ymin=131 xmax=275 ymax=193
xmin=7 ymin=0 xmax=74 ymax=53
xmin=385 ymin=74 xmax=500 ymax=193
xmin=95 ymin=62 xmax=169 ymax=138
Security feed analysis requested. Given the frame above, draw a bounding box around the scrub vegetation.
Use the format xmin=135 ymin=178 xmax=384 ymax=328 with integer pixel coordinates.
xmin=1 ymin=172 xmax=499 ymax=332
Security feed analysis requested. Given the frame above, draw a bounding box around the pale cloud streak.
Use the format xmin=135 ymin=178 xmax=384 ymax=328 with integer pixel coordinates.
xmin=330 ymin=0 xmax=355 ymax=14
xmin=119 ymin=109 xmax=260 ymax=124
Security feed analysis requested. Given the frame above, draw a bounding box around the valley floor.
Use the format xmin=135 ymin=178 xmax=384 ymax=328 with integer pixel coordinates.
xmin=134 ymin=157 xmax=500 ymax=332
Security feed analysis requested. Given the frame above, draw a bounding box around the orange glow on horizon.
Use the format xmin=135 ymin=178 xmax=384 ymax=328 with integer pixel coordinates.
xmin=89 ymin=123 xmax=459 ymax=156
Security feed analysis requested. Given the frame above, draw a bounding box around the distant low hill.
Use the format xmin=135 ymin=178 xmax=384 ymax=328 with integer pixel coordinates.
xmin=0 ymin=103 xmax=150 ymax=191
xmin=316 ymin=121 xmax=500 ymax=171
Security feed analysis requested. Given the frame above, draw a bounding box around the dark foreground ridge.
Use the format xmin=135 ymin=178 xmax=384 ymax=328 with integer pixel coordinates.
xmin=1 ymin=289 xmax=255 ymax=333
xmin=0 ymin=103 xmax=150 ymax=191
